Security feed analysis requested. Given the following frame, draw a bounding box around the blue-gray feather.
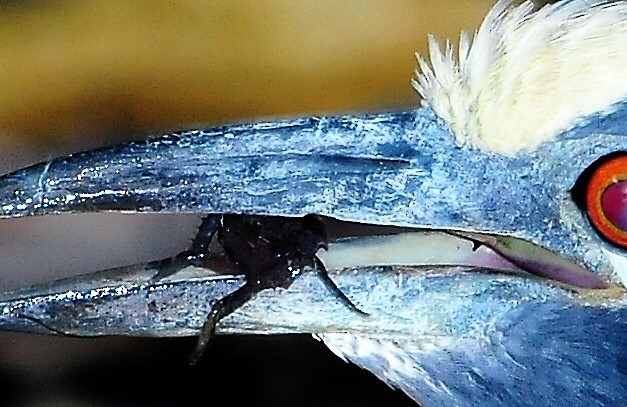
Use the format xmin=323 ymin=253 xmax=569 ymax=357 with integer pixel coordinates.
xmin=322 ymin=303 xmax=627 ymax=407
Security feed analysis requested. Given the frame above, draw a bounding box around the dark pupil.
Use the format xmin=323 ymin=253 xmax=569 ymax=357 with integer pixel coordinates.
xmin=601 ymin=180 xmax=627 ymax=230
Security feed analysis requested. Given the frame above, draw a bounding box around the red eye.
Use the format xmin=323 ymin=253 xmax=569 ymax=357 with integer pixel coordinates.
xmin=586 ymin=155 xmax=627 ymax=247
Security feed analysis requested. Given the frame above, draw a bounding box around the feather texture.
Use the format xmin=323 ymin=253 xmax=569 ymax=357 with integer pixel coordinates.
xmin=413 ymin=0 xmax=627 ymax=155
xmin=320 ymin=303 xmax=627 ymax=407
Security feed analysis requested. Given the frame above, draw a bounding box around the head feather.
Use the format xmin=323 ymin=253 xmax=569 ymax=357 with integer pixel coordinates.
xmin=414 ymin=0 xmax=627 ymax=155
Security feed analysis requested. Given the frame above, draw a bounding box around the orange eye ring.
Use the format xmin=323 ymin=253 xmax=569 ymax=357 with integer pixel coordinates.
xmin=585 ymin=155 xmax=627 ymax=247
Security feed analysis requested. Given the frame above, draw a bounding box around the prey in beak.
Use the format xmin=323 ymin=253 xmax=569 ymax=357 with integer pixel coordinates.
xmin=151 ymin=213 xmax=367 ymax=364
xmin=0 ymin=0 xmax=625 ymax=405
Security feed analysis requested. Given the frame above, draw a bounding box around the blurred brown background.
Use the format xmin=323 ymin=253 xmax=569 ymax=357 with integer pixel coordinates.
xmin=0 ymin=1 xmax=551 ymax=405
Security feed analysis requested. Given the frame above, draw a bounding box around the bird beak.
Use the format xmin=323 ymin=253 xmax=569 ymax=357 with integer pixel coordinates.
xmin=0 ymin=230 xmax=620 ymax=338
xmin=0 ymin=109 xmax=621 ymax=293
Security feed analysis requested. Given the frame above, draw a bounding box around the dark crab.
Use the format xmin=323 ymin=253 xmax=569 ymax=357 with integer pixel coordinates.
xmin=154 ymin=214 xmax=365 ymax=363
